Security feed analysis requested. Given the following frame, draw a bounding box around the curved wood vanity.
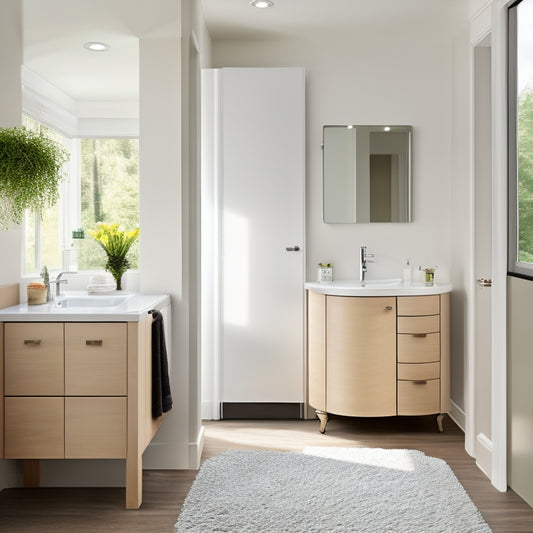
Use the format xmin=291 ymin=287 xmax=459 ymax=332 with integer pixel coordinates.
xmin=306 ymin=284 xmax=450 ymax=433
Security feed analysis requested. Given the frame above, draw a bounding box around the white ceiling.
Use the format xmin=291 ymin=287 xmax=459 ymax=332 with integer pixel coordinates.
xmin=23 ymin=0 xmax=462 ymax=103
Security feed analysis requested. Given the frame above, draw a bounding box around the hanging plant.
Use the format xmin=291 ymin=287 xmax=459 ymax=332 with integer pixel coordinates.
xmin=0 ymin=126 xmax=69 ymax=229
xmin=88 ymin=223 xmax=140 ymax=290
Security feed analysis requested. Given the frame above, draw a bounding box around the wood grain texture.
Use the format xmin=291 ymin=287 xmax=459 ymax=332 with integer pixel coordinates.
xmin=397 ymin=332 xmax=440 ymax=363
xmin=397 ymin=362 xmax=440 ymax=381
xmin=397 ymin=295 xmax=440 ymax=316
xmin=327 ymin=296 xmax=396 ymax=416
xmin=65 ymin=323 xmax=127 ymax=396
xmin=4 ymin=397 xmax=64 ymax=459
xmin=0 ymin=285 xmax=17 ymax=459
xmin=397 ymin=379 xmax=440 ymax=415
xmin=307 ymin=291 xmax=326 ymax=412
xmin=65 ymin=397 xmax=127 ymax=459
xmin=440 ymin=292 xmax=451 ymax=413
xmin=397 ymin=315 xmax=440 ymax=334
xmin=4 ymin=323 xmax=64 ymax=396
xmin=0 ymin=419 xmax=532 ymax=532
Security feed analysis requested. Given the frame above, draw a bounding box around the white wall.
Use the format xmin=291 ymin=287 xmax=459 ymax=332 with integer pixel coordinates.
xmin=0 ymin=0 xmax=23 ymax=490
xmin=212 ymin=3 xmax=469 ymax=409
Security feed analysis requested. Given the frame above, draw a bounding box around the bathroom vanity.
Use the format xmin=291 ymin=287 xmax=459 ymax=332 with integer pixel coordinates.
xmin=306 ymin=281 xmax=451 ymax=433
xmin=0 ymin=285 xmax=170 ymax=509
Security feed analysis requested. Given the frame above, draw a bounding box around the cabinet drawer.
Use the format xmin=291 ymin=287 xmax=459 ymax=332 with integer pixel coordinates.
xmin=397 ymin=332 xmax=440 ymax=363
xmin=397 ymin=295 xmax=439 ymax=316
xmin=398 ymin=362 xmax=440 ymax=381
xmin=5 ymin=397 xmax=64 ymax=458
xmin=65 ymin=397 xmax=127 ymax=459
xmin=4 ymin=323 xmax=64 ymax=396
xmin=65 ymin=323 xmax=127 ymax=396
xmin=397 ymin=379 xmax=440 ymax=415
xmin=397 ymin=315 xmax=440 ymax=335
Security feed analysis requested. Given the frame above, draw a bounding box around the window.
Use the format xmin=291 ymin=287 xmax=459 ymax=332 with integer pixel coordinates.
xmin=22 ymin=115 xmax=71 ymax=274
xmin=22 ymin=117 xmax=139 ymax=275
xmin=508 ymin=0 xmax=533 ymax=277
xmin=78 ymin=139 xmax=139 ymax=270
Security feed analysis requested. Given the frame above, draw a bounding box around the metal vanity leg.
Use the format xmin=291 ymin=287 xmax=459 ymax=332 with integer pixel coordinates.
xmin=436 ymin=413 xmax=445 ymax=433
xmin=316 ymin=410 xmax=329 ymax=434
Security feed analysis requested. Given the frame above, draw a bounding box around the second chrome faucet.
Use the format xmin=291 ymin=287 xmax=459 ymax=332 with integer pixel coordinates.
xmin=359 ymin=245 xmax=374 ymax=282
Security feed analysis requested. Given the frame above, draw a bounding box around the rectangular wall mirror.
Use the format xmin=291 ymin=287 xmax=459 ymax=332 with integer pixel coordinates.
xmin=323 ymin=125 xmax=412 ymax=223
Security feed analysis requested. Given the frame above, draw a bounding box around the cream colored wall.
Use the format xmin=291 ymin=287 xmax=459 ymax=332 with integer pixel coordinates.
xmin=212 ymin=3 xmax=470 ymax=412
xmin=507 ymin=276 xmax=533 ymax=507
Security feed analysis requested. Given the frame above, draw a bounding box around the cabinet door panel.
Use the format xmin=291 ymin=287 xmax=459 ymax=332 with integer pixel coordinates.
xmin=65 ymin=397 xmax=127 ymax=458
xmin=5 ymin=397 xmax=64 ymax=458
xmin=397 ymin=295 xmax=439 ymax=316
xmin=397 ymin=362 xmax=440 ymax=381
xmin=397 ymin=332 xmax=440 ymax=363
xmin=327 ymin=296 xmax=396 ymax=416
xmin=397 ymin=379 xmax=440 ymax=415
xmin=307 ymin=291 xmax=326 ymax=411
xmin=5 ymin=323 xmax=64 ymax=396
xmin=397 ymin=315 xmax=440 ymax=334
xmin=65 ymin=323 xmax=127 ymax=395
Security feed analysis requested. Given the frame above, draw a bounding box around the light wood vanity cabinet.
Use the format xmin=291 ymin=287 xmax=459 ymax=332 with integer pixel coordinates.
xmin=4 ymin=322 xmax=128 ymax=459
xmin=307 ymin=291 xmax=450 ymax=433
xmin=1 ymin=316 xmax=164 ymax=509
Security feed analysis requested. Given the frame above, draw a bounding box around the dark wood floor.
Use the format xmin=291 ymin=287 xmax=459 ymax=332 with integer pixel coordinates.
xmin=0 ymin=416 xmax=532 ymax=532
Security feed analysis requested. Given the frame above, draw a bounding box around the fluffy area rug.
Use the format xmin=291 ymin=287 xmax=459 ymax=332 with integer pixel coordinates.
xmin=175 ymin=447 xmax=491 ymax=532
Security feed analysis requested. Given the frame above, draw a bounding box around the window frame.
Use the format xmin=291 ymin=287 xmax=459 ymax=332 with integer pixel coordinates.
xmin=507 ymin=0 xmax=533 ymax=279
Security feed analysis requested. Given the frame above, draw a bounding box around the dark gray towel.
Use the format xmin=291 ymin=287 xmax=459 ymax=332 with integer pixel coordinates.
xmin=150 ymin=309 xmax=173 ymax=418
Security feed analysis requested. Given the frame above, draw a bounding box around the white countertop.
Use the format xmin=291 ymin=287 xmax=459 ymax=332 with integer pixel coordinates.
xmin=305 ymin=280 xmax=452 ymax=297
xmin=0 ymin=292 xmax=171 ymax=322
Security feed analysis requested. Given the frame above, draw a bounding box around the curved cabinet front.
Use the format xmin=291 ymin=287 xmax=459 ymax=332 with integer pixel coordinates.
xmin=327 ymin=296 xmax=396 ymax=417
xmin=307 ymin=290 xmax=450 ymax=433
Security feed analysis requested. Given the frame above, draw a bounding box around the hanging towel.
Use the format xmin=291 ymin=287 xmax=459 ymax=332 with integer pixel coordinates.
xmin=149 ymin=309 xmax=173 ymax=418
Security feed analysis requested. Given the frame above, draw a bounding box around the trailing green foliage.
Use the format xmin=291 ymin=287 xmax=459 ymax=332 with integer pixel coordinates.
xmin=0 ymin=126 xmax=69 ymax=229
xmin=88 ymin=223 xmax=140 ymax=290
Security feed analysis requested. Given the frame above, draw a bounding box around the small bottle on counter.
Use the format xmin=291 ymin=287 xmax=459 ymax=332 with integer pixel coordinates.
xmin=402 ymin=259 xmax=412 ymax=285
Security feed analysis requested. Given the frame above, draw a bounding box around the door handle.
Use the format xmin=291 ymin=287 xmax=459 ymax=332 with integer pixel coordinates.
xmin=477 ymin=278 xmax=492 ymax=287
xmin=285 ymin=245 xmax=300 ymax=252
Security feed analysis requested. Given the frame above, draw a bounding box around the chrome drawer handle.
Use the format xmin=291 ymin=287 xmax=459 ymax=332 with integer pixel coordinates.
xmin=86 ymin=340 xmax=103 ymax=346
xmin=386 ymin=306 xmax=393 ymax=311
xmin=412 ymin=333 xmax=427 ymax=338
xmin=24 ymin=339 xmax=41 ymax=345
xmin=413 ymin=380 xmax=428 ymax=385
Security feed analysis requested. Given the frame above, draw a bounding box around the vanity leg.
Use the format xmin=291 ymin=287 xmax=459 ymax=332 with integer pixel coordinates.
xmin=23 ymin=459 xmax=41 ymax=487
xmin=316 ymin=410 xmax=329 ymax=434
xmin=436 ymin=414 xmax=445 ymax=433
xmin=126 ymin=452 xmax=142 ymax=509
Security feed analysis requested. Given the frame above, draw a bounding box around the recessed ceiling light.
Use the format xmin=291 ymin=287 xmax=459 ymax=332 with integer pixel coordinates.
xmin=83 ymin=41 xmax=110 ymax=52
xmin=250 ymin=0 xmax=274 ymax=8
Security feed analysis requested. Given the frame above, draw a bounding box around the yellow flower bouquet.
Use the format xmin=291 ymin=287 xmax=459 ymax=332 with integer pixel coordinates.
xmin=88 ymin=223 xmax=139 ymax=290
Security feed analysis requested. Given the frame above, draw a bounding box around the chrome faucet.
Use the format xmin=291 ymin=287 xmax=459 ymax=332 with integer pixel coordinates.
xmin=359 ymin=246 xmax=374 ymax=282
xmin=51 ymin=271 xmax=77 ymax=297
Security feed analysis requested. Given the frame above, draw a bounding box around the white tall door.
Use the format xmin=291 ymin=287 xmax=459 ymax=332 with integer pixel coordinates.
xmin=473 ymin=43 xmax=492 ymax=476
xmin=220 ymin=68 xmax=305 ymax=404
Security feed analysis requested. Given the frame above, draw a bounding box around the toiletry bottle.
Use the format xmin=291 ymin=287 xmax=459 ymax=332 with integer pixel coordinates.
xmin=403 ymin=259 xmax=411 ymax=285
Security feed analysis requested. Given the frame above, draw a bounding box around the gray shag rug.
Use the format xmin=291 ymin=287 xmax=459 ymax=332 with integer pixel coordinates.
xmin=175 ymin=447 xmax=491 ymax=532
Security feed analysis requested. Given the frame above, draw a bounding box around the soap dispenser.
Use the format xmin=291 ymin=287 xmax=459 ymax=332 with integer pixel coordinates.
xmin=402 ymin=259 xmax=412 ymax=285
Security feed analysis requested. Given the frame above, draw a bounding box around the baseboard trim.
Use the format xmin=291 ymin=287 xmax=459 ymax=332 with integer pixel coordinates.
xmin=475 ymin=432 xmax=492 ymax=479
xmin=221 ymin=402 xmax=303 ymax=420
xmin=188 ymin=426 xmax=205 ymax=470
xmin=449 ymin=400 xmax=465 ymax=432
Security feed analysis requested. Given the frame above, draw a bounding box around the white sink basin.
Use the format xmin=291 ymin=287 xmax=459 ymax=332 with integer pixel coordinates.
xmin=305 ymin=279 xmax=451 ymax=296
xmin=55 ymin=294 xmax=131 ymax=309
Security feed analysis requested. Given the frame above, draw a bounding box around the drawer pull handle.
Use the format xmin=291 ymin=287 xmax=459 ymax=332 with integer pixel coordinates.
xmin=86 ymin=340 xmax=103 ymax=346
xmin=413 ymin=380 xmax=428 ymax=385
xmin=412 ymin=333 xmax=427 ymax=338
xmin=386 ymin=306 xmax=393 ymax=311
xmin=24 ymin=339 xmax=41 ymax=345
